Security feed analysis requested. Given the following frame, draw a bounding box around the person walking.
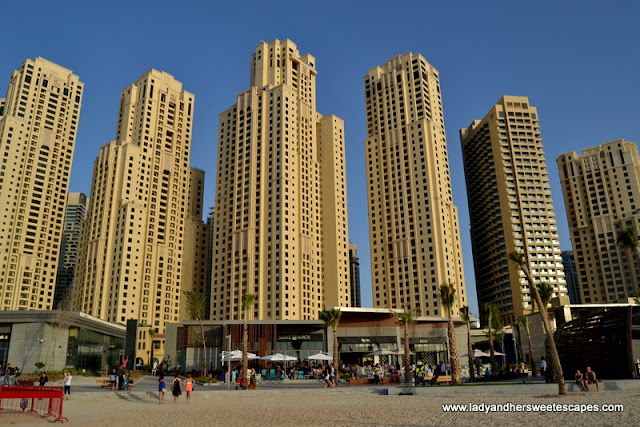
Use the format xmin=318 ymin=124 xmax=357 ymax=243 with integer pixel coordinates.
xmin=158 ymin=375 xmax=166 ymax=404
xmin=171 ymin=376 xmax=182 ymax=403
xmin=63 ymin=371 xmax=72 ymax=400
xmin=152 ymin=361 xmax=158 ymax=377
xmin=540 ymin=357 xmax=548 ymax=381
xmin=39 ymin=372 xmax=49 ymax=387
xmin=12 ymin=367 xmax=20 ymax=385
xmin=184 ymin=374 xmax=194 ymax=403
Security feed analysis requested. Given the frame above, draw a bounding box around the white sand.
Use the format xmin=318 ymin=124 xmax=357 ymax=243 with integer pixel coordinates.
xmin=2 ymin=386 xmax=638 ymax=426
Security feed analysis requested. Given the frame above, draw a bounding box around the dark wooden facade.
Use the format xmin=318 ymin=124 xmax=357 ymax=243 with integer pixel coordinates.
xmin=555 ymin=307 xmax=635 ymax=379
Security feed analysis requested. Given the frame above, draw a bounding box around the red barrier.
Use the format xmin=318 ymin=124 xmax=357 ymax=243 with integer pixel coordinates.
xmin=0 ymin=386 xmax=68 ymax=423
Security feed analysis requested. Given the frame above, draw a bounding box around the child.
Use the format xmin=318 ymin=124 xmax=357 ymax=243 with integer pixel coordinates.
xmin=158 ymin=375 xmax=166 ymax=404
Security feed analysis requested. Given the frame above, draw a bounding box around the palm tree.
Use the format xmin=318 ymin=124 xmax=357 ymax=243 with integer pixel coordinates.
xmin=396 ymin=308 xmax=417 ymax=384
xmin=439 ymin=283 xmax=460 ymax=384
xmin=616 ymin=226 xmax=639 ymax=256
xmin=616 ymin=226 xmax=640 ymax=290
xmin=183 ymin=291 xmax=208 ymax=377
xmin=241 ymin=293 xmax=256 ymax=390
xmin=509 ymin=251 xmax=566 ymax=395
xmin=320 ymin=309 xmax=342 ymax=385
xmin=517 ymin=315 xmax=536 ymax=377
xmin=536 ymin=281 xmax=554 ymax=333
xmin=460 ymin=306 xmax=475 ymax=382
xmin=484 ymin=303 xmax=499 ymax=375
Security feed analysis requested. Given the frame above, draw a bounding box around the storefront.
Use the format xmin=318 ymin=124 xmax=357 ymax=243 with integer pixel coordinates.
xmin=166 ymin=308 xmax=468 ymax=374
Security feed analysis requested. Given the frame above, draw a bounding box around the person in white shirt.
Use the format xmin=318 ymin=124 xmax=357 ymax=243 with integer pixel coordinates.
xmin=63 ymin=371 xmax=72 ymax=400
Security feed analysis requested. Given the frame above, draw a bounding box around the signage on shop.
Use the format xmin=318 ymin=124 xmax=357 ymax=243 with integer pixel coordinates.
xmin=277 ymin=334 xmax=312 ymax=341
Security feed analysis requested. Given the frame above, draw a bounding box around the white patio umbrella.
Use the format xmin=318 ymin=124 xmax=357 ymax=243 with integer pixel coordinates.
xmin=221 ymin=350 xmax=260 ymax=361
xmin=306 ymin=352 xmax=333 ymax=361
xmin=260 ymin=353 xmax=297 ymax=361
xmin=492 ymin=350 xmax=506 ymax=356
xmin=367 ymin=348 xmax=397 ymax=356
xmin=462 ymin=349 xmax=490 ymax=358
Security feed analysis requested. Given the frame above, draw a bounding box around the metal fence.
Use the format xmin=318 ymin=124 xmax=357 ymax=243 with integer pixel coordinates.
xmin=0 ymin=386 xmax=68 ymax=423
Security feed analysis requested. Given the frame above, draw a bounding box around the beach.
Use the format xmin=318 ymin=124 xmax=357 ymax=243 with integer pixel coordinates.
xmin=2 ymin=381 xmax=637 ymax=426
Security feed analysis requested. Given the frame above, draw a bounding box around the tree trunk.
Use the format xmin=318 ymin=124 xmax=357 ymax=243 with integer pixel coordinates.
xmin=403 ymin=324 xmax=410 ymax=384
xmin=466 ymin=321 xmax=475 ymax=382
xmin=488 ymin=321 xmax=496 ymax=375
xmin=242 ymin=316 xmax=248 ymax=390
xmin=522 ymin=263 xmax=566 ymax=395
xmin=448 ymin=314 xmax=460 ymax=384
xmin=525 ymin=323 xmax=536 ymax=377
xmin=200 ymin=321 xmax=207 ymax=378
xmin=333 ymin=327 xmax=339 ymax=387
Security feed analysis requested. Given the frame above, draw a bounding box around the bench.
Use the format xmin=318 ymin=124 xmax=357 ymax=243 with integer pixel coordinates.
xmin=424 ymin=375 xmax=452 ymax=385
xmin=97 ymin=379 xmax=135 ymax=388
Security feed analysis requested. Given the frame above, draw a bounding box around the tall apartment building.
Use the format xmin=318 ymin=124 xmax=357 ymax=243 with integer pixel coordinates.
xmin=557 ymin=139 xmax=640 ymax=303
xmin=561 ymin=250 xmax=581 ymax=304
xmin=364 ymin=53 xmax=467 ymax=316
xmin=74 ymin=70 xmax=195 ymax=341
xmin=348 ymin=243 xmax=361 ymax=308
xmin=211 ymin=39 xmax=350 ymax=321
xmin=54 ymin=192 xmax=88 ymax=308
xmin=0 ymin=58 xmax=83 ymax=310
xmin=460 ymin=96 xmax=566 ymax=324
xmin=180 ymin=168 xmax=211 ymax=320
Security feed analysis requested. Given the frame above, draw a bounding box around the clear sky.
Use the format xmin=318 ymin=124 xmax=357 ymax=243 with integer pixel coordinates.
xmin=2 ymin=0 xmax=638 ymax=318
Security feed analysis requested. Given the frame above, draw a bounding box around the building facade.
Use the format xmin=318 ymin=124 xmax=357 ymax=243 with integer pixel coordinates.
xmin=211 ymin=39 xmax=350 ymax=321
xmin=54 ymin=192 xmax=88 ymax=308
xmin=74 ymin=70 xmax=196 ymax=351
xmin=460 ymin=96 xmax=566 ymax=324
xmin=165 ymin=308 xmax=468 ymax=374
xmin=349 ymin=243 xmax=361 ymax=308
xmin=364 ymin=53 xmax=467 ymax=316
xmin=180 ymin=168 xmax=210 ymax=320
xmin=0 ymin=310 xmax=125 ymax=372
xmin=561 ymin=250 xmax=581 ymax=304
xmin=557 ymin=139 xmax=640 ymax=303
xmin=0 ymin=58 xmax=83 ymax=311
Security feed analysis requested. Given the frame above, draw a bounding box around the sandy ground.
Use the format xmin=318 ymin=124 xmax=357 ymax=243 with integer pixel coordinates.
xmin=1 ymin=386 xmax=638 ymax=426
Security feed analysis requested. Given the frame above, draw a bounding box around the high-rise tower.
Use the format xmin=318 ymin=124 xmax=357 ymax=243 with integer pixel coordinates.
xmin=460 ymin=96 xmax=566 ymax=324
xmin=0 ymin=58 xmax=83 ymax=310
xmin=54 ymin=192 xmax=88 ymax=308
xmin=364 ymin=53 xmax=467 ymax=316
xmin=211 ymin=39 xmax=350 ymax=320
xmin=557 ymin=139 xmax=640 ymax=303
xmin=74 ymin=70 xmax=195 ymax=338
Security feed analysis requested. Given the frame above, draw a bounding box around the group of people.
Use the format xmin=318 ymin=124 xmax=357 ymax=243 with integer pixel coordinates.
xmin=109 ymin=369 xmax=134 ymax=390
xmin=158 ymin=374 xmax=194 ymax=404
xmin=0 ymin=363 xmax=20 ymax=385
xmin=575 ymin=366 xmax=600 ymax=391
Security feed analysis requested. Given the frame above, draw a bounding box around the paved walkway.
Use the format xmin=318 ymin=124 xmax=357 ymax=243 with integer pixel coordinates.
xmin=43 ymin=375 xmax=640 ymax=396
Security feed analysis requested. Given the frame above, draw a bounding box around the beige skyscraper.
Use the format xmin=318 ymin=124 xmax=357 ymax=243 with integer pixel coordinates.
xmin=557 ymin=139 xmax=640 ymax=303
xmin=0 ymin=58 xmax=83 ymax=310
xmin=364 ymin=53 xmax=467 ymax=316
xmin=211 ymin=39 xmax=350 ymax=321
xmin=460 ymin=96 xmax=566 ymax=324
xmin=74 ymin=70 xmax=195 ymax=341
xmin=180 ymin=168 xmax=210 ymax=320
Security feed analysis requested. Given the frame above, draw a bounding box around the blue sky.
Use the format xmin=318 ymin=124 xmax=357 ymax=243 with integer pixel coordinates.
xmin=2 ymin=0 xmax=638 ymax=318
